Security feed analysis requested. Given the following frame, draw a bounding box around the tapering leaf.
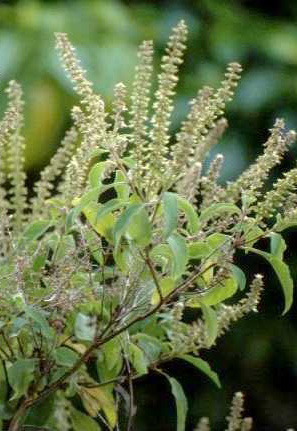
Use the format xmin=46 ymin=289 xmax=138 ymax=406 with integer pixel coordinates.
xmin=167 ymin=233 xmax=188 ymax=279
xmin=245 ymin=247 xmax=293 ymax=314
xmin=200 ymin=304 xmax=218 ymax=347
xmin=177 ymin=196 xmax=199 ymax=234
xmin=163 ymin=373 xmax=188 ymax=431
xmin=230 ymin=264 xmax=246 ymax=291
xmin=187 ymin=277 xmax=238 ymax=307
xmin=270 ymin=232 xmax=286 ymax=259
xmin=178 ymin=355 xmax=221 ymax=388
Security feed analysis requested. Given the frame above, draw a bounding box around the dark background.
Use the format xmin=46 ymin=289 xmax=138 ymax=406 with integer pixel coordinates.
xmin=1 ymin=0 xmax=297 ymax=429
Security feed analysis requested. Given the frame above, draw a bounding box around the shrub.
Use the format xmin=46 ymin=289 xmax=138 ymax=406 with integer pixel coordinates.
xmin=0 ymin=20 xmax=296 ymax=431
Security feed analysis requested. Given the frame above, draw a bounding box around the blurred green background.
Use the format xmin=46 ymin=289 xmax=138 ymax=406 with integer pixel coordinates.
xmin=1 ymin=0 xmax=297 ymax=429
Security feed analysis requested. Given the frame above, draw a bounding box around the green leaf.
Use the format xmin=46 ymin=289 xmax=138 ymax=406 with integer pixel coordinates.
xmin=32 ymin=253 xmax=47 ymax=272
xmin=242 ymin=221 xmax=263 ymax=248
xmin=25 ymin=394 xmax=55 ymax=427
xmin=25 ymin=307 xmax=52 ymax=339
xmin=167 ymin=233 xmax=188 ymax=279
xmin=79 ymin=386 xmax=117 ymax=427
xmin=187 ymin=277 xmax=238 ymax=307
xmin=96 ymin=198 xmax=123 ymax=222
xmin=270 ymin=232 xmax=286 ymax=259
xmin=22 ymin=220 xmax=52 ymax=242
xmin=134 ymin=333 xmax=162 ymax=363
xmin=126 ymin=207 xmax=152 ymax=246
xmin=74 ymin=313 xmax=96 ymax=341
xmin=206 ymin=233 xmax=230 ymax=250
xmin=7 ymin=359 xmax=36 ymax=400
xmin=71 ymin=407 xmax=102 ymax=431
xmin=70 ymin=182 xmax=127 ymax=232
xmin=9 ymin=317 xmax=27 ymax=337
xmin=163 ymin=192 xmax=178 ymax=238
xmin=65 ymin=187 xmax=101 ymax=232
xmin=115 ymin=170 xmax=130 ymax=201
xmin=84 ymin=203 xmax=115 ymax=242
xmin=53 ymin=347 xmax=79 ymax=367
xmin=163 ymin=374 xmax=188 ymax=431
xmin=178 ymin=355 xmax=221 ymax=388
xmin=177 ymin=196 xmax=199 ymax=234
xmin=188 ymin=241 xmax=212 ymax=259
xmin=0 ymin=360 xmax=7 ymax=404
xmin=245 ymin=247 xmax=294 ymax=314
xmin=89 ymin=161 xmax=111 ymax=188
xmin=113 ymin=203 xmax=143 ymax=251
xmin=151 ymin=277 xmax=175 ymax=305
xmin=150 ymin=244 xmax=172 ymax=261
xmin=230 ymin=264 xmax=246 ymax=291
xmin=128 ymin=343 xmax=149 ymax=376
xmin=200 ymin=304 xmax=218 ymax=347
xmin=101 ymin=337 xmax=122 ymax=372
xmin=198 ymin=203 xmax=241 ymax=226
xmin=97 ymin=337 xmax=123 ymax=387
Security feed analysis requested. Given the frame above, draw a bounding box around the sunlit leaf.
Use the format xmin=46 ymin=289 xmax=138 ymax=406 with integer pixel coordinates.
xmin=79 ymin=386 xmax=117 ymax=427
xmin=188 ymin=241 xmax=212 ymax=259
xmin=126 ymin=207 xmax=152 ymax=246
xmin=96 ymin=199 xmax=122 ymax=222
xmin=151 ymin=277 xmax=175 ymax=305
xmin=89 ymin=161 xmax=112 ymax=188
xmin=84 ymin=202 xmax=115 ymax=242
xmin=22 ymin=220 xmax=52 ymax=242
xmin=206 ymin=233 xmax=230 ymax=250
xmin=115 ymin=170 xmax=130 ymax=201
xmin=177 ymin=196 xmax=199 ymax=234
xmin=167 ymin=233 xmax=188 ymax=279
xmin=187 ymin=277 xmax=238 ymax=307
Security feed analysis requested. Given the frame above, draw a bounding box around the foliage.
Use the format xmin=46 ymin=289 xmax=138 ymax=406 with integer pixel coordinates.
xmin=0 ymin=20 xmax=296 ymax=431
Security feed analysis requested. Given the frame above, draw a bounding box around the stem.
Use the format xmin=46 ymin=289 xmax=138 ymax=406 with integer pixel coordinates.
xmin=124 ymin=354 xmax=134 ymax=431
xmin=8 ymin=399 xmax=32 ymax=431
